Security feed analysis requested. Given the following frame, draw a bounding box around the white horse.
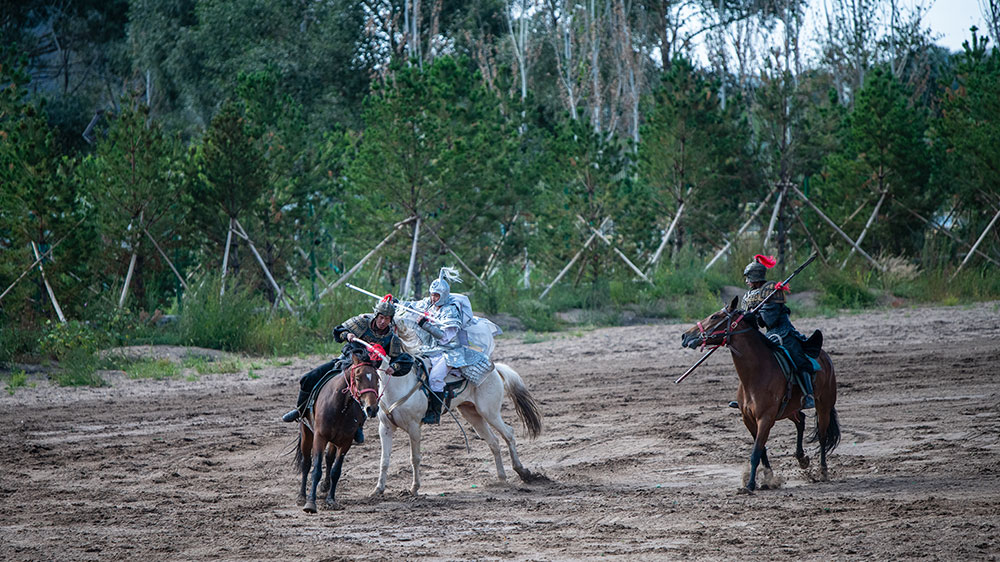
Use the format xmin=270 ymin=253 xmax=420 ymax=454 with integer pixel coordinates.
xmin=369 ymin=313 xmax=542 ymax=497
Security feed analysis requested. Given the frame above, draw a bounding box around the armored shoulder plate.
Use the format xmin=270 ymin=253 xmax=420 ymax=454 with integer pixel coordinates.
xmin=342 ymin=314 xmax=372 ymax=339
xmin=741 ymin=281 xmax=784 ymax=310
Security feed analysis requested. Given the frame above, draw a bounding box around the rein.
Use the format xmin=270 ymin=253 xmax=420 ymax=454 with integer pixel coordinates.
xmin=344 ymin=363 xmax=382 ymax=405
xmin=697 ymin=307 xmax=756 ymax=349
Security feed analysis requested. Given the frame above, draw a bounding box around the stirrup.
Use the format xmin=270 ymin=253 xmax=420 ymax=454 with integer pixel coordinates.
xmin=728 ymin=401 xmax=739 ymax=409
xmin=281 ymin=409 xmax=301 ymax=422
xmin=801 ymin=394 xmax=815 ymax=410
xmin=421 ymin=410 xmax=441 ymax=425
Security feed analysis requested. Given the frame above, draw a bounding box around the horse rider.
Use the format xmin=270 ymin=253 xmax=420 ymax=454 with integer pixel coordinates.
xmin=402 ymin=267 xmax=493 ymax=424
xmin=281 ymin=295 xmax=414 ymax=442
xmin=739 ymin=254 xmax=816 ymax=410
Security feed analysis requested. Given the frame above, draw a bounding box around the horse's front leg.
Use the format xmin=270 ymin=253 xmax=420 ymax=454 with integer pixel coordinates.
xmin=369 ymin=418 xmax=393 ymax=498
xmin=743 ymin=418 xmax=774 ymax=493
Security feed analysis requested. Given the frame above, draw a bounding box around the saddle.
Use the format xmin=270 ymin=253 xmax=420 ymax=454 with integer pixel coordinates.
xmin=413 ymin=358 xmax=468 ymax=408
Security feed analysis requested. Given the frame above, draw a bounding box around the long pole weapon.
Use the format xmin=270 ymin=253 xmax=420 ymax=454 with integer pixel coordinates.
xmin=344 ymin=282 xmax=444 ymax=325
xmin=675 ymin=252 xmax=818 ymax=384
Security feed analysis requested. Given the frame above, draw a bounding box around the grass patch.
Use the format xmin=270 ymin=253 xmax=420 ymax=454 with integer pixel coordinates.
xmin=182 ymin=354 xmax=247 ymax=375
xmin=54 ymin=348 xmax=106 ymax=387
xmin=123 ymin=359 xmax=180 ymax=380
xmin=4 ymin=370 xmax=30 ymax=395
xmin=521 ymin=331 xmax=551 ymax=344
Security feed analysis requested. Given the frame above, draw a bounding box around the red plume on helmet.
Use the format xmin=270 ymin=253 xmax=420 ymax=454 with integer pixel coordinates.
xmin=380 ymin=293 xmax=393 ymax=303
xmin=367 ymin=343 xmax=387 ymax=362
xmin=754 ymin=254 xmax=777 ymax=268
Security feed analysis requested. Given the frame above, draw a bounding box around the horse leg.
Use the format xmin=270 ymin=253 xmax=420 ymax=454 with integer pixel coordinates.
xmin=481 ymin=401 xmax=533 ymax=482
xmin=369 ymin=418 xmax=393 ymax=498
xmin=816 ymin=409 xmax=831 ymax=481
xmin=744 ymin=418 xmax=774 ymax=493
xmin=297 ymin=427 xmax=313 ymax=506
xmin=405 ymin=422 xmax=423 ymax=495
xmin=319 ymin=443 xmax=335 ymax=495
xmin=304 ymin=435 xmax=327 ymax=513
xmin=458 ymin=403 xmax=508 ymax=483
xmin=324 ymin=448 xmax=347 ymax=510
xmin=793 ymin=411 xmax=810 ymax=469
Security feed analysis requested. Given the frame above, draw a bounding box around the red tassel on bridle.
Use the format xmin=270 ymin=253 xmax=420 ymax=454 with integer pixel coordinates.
xmin=754 ymin=254 xmax=777 ymax=268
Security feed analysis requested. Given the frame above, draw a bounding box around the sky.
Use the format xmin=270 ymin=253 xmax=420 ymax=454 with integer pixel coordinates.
xmin=921 ymin=0 xmax=988 ymax=51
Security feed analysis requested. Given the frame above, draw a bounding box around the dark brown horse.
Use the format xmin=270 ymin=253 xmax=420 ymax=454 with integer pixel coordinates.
xmin=295 ymin=350 xmax=381 ymax=513
xmin=681 ymin=297 xmax=840 ymax=492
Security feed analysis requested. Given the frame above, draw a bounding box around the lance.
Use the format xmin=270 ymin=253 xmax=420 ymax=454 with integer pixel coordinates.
xmin=344 ymin=282 xmax=443 ymax=325
xmin=349 ymin=337 xmax=389 ymax=362
xmin=675 ymin=252 xmax=818 ymax=384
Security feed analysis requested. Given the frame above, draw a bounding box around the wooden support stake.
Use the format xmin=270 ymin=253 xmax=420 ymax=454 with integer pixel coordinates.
xmin=540 ymin=217 xmax=610 ymax=300
xmin=646 ymin=202 xmax=686 ymax=272
xmin=577 ymin=215 xmax=653 ymax=285
xmin=704 ymin=185 xmax=779 ymax=272
xmin=895 ymin=200 xmax=1000 ymax=267
xmin=317 ymin=216 xmax=417 ymax=301
xmin=950 ymin=207 xmax=1000 ymax=280
xmin=790 ymin=185 xmax=884 ymax=272
xmin=296 ymin=246 xmax=331 ymax=287
xmin=144 ymin=229 xmax=188 ymax=290
xmin=31 ymin=242 xmax=67 ymax=323
xmin=221 ymin=217 xmax=234 ymax=297
xmin=402 ymin=217 xmax=421 ymax=299
xmin=481 ymin=212 xmax=519 ymax=280
xmin=840 ymin=189 xmax=888 ymax=269
xmin=232 ymin=219 xmax=295 ymax=314
xmin=119 ymin=251 xmax=138 ymax=309
xmin=762 ymin=185 xmax=786 ymax=251
xmin=425 ymin=227 xmax=487 ymax=287
xmin=793 ymin=208 xmax=830 ymax=267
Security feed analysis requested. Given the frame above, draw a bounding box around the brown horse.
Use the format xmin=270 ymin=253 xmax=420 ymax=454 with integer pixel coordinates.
xmin=295 ymin=349 xmax=381 ymax=513
xmin=681 ymin=297 xmax=840 ymax=492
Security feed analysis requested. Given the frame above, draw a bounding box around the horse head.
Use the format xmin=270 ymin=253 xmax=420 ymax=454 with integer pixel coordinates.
xmin=346 ymin=353 xmax=381 ymax=420
xmin=392 ymin=309 xmax=425 ymax=355
xmin=681 ymin=296 xmax=751 ymax=349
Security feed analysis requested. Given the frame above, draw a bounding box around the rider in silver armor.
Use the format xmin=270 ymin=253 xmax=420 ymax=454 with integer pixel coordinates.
xmin=402 ymin=267 xmax=492 ymax=424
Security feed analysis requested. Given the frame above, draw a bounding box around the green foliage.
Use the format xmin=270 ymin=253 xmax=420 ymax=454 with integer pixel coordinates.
xmin=182 ymin=355 xmax=247 ymax=375
xmin=175 ymin=276 xmax=262 ymax=352
xmin=53 ymin=347 xmax=106 ymax=387
xmin=817 ymin=269 xmax=878 ymax=309
xmin=39 ymin=320 xmax=101 ymax=360
xmin=0 ymin=323 xmax=40 ymax=365
xmin=4 ymin=370 xmax=29 ymax=395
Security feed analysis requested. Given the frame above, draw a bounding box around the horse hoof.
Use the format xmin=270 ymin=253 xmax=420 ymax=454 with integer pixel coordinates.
xmin=737 ymin=487 xmax=754 ymax=495
xmin=296 ymin=494 xmax=306 ymax=507
xmin=319 ymin=481 xmax=330 ymax=495
xmin=368 ymin=488 xmax=384 ymax=499
xmin=324 ymin=500 xmax=343 ymax=511
xmin=798 ymin=456 xmax=811 ymax=470
xmin=303 ymin=501 xmax=317 ymax=513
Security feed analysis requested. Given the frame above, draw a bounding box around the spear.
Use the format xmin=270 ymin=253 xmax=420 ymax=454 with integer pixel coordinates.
xmin=675 ymin=252 xmax=818 ymax=384
xmin=344 ymin=282 xmax=443 ymax=325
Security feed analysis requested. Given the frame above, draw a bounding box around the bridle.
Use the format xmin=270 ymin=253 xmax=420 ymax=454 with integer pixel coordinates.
xmin=344 ymin=362 xmax=382 ymax=406
xmin=695 ymin=307 xmax=756 ymax=350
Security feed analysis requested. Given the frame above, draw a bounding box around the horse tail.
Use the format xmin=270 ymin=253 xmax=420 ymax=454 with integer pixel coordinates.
xmin=495 ymin=362 xmax=543 ymax=439
xmin=808 ymin=407 xmax=841 ymax=454
xmin=293 ymin=432 xmax=304 ymax=471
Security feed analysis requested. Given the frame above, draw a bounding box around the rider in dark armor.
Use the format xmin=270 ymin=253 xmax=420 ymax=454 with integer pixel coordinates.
xmin=739 ymin=254 xmax=815 ymax=410
xmin=280 ymin=295 xmax=414 ymax=442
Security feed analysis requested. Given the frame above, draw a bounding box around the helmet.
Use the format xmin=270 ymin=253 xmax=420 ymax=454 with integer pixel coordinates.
xmin=743 ymin=262 xmax=767 ymax=283
xmin=429 ymin=267 xmax=462 ymax=304
xmin=743 ymin=254 xmax=775 ymax=283
xmin=373 ymin=294 xmax=395 ymax=317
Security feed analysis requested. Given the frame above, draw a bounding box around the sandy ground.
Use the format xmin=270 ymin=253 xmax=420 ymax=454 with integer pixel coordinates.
xmin=2 ymin=302 xmax=999 ymax=561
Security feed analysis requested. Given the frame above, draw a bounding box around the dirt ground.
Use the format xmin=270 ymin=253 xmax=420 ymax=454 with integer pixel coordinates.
xmin=2 ymin=302 xmax=999 ymax=561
